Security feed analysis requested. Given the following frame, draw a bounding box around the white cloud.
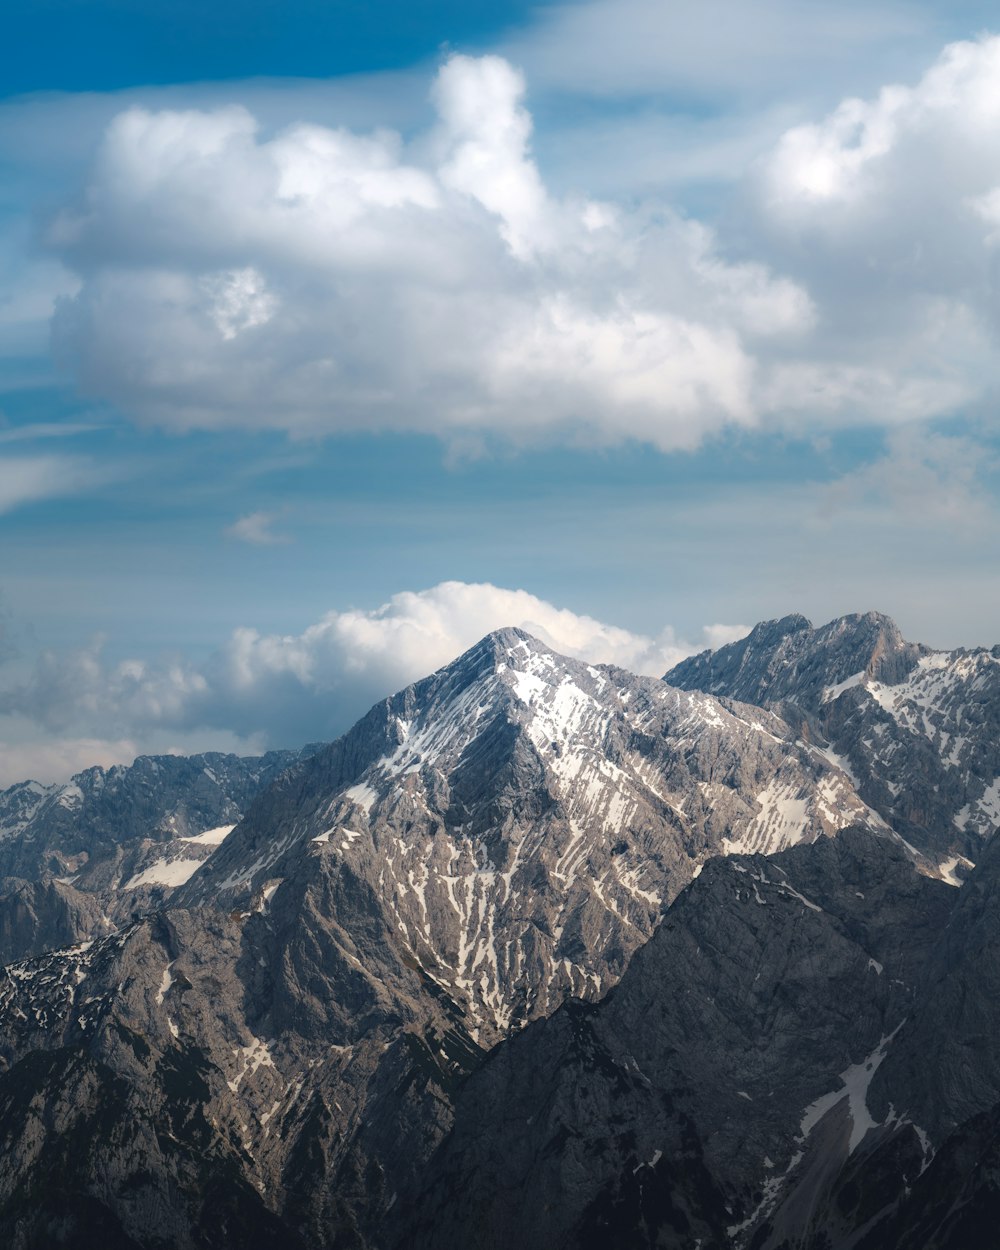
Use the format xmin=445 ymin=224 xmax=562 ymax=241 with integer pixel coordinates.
xmin=44 ymin=54 xmax=810 ymax=452
xmin=433 ymin=55 xmax=551 ymax=259
xmin=202 ymin=267 xmax=277 ymax=340
xmin=723 ymin=33 xmax=1000 ymax=428
xmin=19 ymin=36 xmax=1000 ymax=450
xmin=754 ymin=37 xmax=1000 ymax=319
xmin=0 ymin=454 xmax=105 ymax=515
xmin=0 ymin=580 xmax=748 ymax=754
xmin=225 ymin=510 xmax=288 ymax=545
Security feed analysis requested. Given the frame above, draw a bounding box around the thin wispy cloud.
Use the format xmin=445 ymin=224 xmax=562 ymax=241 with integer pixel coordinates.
xmin=0 ymin=454 xmax=106 ymax=515
xmin=225 ymin=510 xmax=289 ymax=545
xmin=0 ymin=423 xmax=100 ymax=444
xmin=506 ymin=0 xmax=927 ymax=102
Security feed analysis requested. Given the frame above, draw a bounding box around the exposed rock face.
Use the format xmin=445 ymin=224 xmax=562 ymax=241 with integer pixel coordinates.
xmin=396 ymin=826 xmax=952 ymax=1250
xmin=665 ymin=611 xmax=925 ymax=706
xmin=667 ymin=611 xmax=1000 ymax=866
xmin=0 ymin=619 xmax=998 ymax=1249
xmin=0 ymin=898 xmax=480 ymax=1250
xmin=394 ymin=822 xmax=1000 ymax=1250
xmin=179 ymin=628 xmax=885 ymax=1044
xmin=0 ymin=749 xmax=309 ymax=965
xmin=0 ymin=877 xmax=113 ymax=967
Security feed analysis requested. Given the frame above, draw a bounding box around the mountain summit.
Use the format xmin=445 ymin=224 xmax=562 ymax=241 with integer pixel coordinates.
xmin=666 ymin=611 xmax=1000 ymax=866
xmin=665 ymin=610 xmax=924 ymax=707
xmin=180 ymin=626 xmax=883 ymax=1040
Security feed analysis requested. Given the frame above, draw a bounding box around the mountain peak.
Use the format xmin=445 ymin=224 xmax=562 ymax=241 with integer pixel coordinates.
xmin=665 ymin=608 xmax=919 ymax=705
xmin=473 ymin=625 xmax=546 ymax=661
xmin=422 ymin=626 xmax=559 ymax=700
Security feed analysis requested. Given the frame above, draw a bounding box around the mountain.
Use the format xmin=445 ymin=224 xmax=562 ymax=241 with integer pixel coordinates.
xmin=0 ymin=748 xmax=309 ymax=966
xmin=394 ymin=821 xmax=1000 ymax=1250
xmin=0 ymin=617 xmax=997 ymax=1249
xmin=178 ymin=627 xmax=886 ymax=1043
xmin=666 ymin=610 xmax=1000 ymax=870
xmin=0 ymin=626 xmax=892 ymax=1247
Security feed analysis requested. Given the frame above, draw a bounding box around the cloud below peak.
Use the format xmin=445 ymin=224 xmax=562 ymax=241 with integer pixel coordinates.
xmin=0 ymin=580 xmax=748 ymax=758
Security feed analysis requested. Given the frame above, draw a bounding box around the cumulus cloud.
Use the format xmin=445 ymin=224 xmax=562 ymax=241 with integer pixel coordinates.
xmin=0 ymin=581 xmax=748 ymax=753
xmin=36 ymin=38 xmax=1000 ymax=450
xmin=747 ymin=35 xmax=1000 ymax=421
xmin=45 ymin=53 xmax=812 ymax=452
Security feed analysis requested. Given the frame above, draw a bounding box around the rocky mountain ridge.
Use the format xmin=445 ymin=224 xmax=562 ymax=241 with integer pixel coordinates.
xmin=667 ymin=610 xmax=1000 ymax=868
xmin=0 ymin=612 xmax=997 ymax=1248
xmin=0 ymin=748 xmax=309 ymax=966
xmin=177 ymin=627 xmax=889 ymax=1043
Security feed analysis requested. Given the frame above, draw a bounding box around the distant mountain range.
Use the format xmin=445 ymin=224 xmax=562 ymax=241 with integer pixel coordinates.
xmin=0 ymin=611 xmax=997 ymax=1248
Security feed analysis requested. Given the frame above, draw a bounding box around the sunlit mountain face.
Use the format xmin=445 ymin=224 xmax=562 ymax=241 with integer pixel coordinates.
xmin=0 ymin=613 xmax=998 ymax=1248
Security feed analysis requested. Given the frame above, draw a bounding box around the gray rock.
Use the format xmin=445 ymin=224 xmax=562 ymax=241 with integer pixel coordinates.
xmin=0 ymin=620 xmax=996 ymax=1249
xmin=0 ymin=748 xmax=311 ymax=965
xmin=180 ymin=628 xmax=888 ymax=1045
xmin=666 ymin=611 xmax=1000 ymax=866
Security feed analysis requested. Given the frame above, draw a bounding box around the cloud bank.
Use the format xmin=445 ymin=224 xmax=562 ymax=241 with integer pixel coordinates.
xmin=0 ymin=581 xmax=747 ymax=776
xmin=46 ymin=54 xmax=811 ymax=451
xmin=43 ymin=37 xmax=1000 ymax=451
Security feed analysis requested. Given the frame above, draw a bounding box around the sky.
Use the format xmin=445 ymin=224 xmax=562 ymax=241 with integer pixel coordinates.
xmin=2 ymin=0 xmax=1000 ymax=783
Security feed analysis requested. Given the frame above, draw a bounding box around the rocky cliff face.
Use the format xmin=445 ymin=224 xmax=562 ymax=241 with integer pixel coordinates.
xmin=179 ymin=627 xmax=886 ymax=1044
xmin=667 ymin=611 xmax=1000 ymax=868
xmin=0 ymin=617 xmax=997 ymax=1249
xmin=392 ymin=821 xmax=1000 ymax=1250
xmin=0 ymin=749 xmax=308 ymax=966
xmin=0 ymin=895 xmax=481 ymax=1249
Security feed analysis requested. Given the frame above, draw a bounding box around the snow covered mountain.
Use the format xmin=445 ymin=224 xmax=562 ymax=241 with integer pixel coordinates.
xmin=0 ymin=749 xmax=307 ymax=965
xmin=666 ymin=610 xmax=1000 ymax=874
xmin=178 ymin=627 xmax=885 ymax=1042
xmin=0 ymin=615 xmax=997 ymax=1249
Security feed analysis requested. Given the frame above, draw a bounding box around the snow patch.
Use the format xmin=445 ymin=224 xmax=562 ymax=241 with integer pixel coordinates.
xmin=124 ymin=858 xmax=204 ymax=889
xmin=156 ymin=961 xmax=174 ymax=1006
xmin=937 ymin=854 xmax=974 ymax=887
xmin=799 ymin=1024 xmax=903 ymax=1155
xmin=821 ymin=671 xmax=865 ymax=702
xmin=227 ymin=1037 xmax=276 ymax=1092
xmin=345 ymin=782 xmax=378 ymax=814
xmin=183 ymin=824 xmax=235 ymax=846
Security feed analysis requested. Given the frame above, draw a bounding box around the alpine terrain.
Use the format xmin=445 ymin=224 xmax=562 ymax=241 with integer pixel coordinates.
xmin=0 ymin=613 xmax=997 ymax=1249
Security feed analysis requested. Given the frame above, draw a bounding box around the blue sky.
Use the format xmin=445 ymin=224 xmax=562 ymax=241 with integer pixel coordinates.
xmin=2 ymin=0 xmax=1000 ymax=782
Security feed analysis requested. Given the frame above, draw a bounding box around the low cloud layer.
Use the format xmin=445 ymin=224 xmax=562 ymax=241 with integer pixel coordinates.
xmin=0 ymin=734 xmax=141 ymax=790
xmin=0 ymin=581 xmax=746 ymax=775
